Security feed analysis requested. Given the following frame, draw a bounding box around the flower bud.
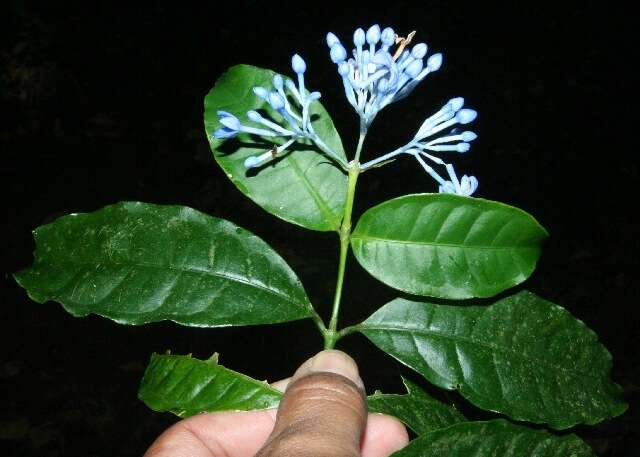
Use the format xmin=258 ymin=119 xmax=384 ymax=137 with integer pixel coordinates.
xmin=213 ymin=128 xmax=237 ymax=139
xmin=244 ymin=156 xmax=261 ymax=169
xmin=460 ymin=175 xmax=478 ymax=195
xmin=366 ymin=24 xmax=381 ymax=45
xmin=247 ymin=110 xmax=262 ymax=122
xmin=427 ymin=53 xmax=443 ymax=71
xmin=456 ymin=142 xmax=471 ymax=153
xmin=268 ymin=92 xmax=285 ymax=110
xmin=461 ymin=131 xmax=477 ymax=142
xmin=447 ymin=97 xmax=465 ymax=112
xmin=326 ymin=32 xmax=340 ymax=48
xmin=253 ymin=87 xmax=269 ymax=101
xmin=456 ymin=109 xmax=477 ymax=124
xmin=354 ymin=28 xmax=365 ymax=46
xmin=405 ymin=59 xmax=424 ymax=78
xmin=381 ymin=27 xmax=395 ymax=47
xmin=330 ymin=43 xmax=348 ymax=63
xmin=291 ymin=54 xmax=306 ymax=74
xmin=411 ymin=43 xmax=428 ymax=59
xmin=338 ymin=61 xmax=350 ymax=76
xmin=273 ymin=74 xmax=284 ymax=91
xmin=217 ymin=111 xmax=240 ymax=130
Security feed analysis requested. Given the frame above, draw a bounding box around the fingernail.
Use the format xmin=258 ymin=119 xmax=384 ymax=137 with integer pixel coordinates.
xmin=308 ymin=350 xmax=364 ymax=390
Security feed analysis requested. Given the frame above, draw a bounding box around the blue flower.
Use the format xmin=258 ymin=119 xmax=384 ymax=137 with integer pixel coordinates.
xmin=439 ymin=174 xmax=478 ymax=196
xmin=212 ymin=109 xmax=280 ymax=140
xmin=409 ymin=151 xmax=478 ymax=196
xmin=214 ymin=54 xmax=347 ymax=170
xmin=218 ymin=111 xmax=240 ymax=129
xmin=213 ymin=24 xmax=477 ymax=192
xmin=361 ymin=96 xmax=478 ymax=195
xmin=413 ymin=99 xmax=477 ymax=146
xmin=325 ymin=24 xmax=444 ymax=129
xmin=213 ymin=127 xmax=238 ymax=139
xmin=291 ymin=54 xmax=307 ymax=74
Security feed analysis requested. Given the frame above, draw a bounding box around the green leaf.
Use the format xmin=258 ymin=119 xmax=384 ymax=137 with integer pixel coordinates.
xmin=139 ymin=355 xmax=467 ymax=422
xmin=391 ymin=419 xmax=595 ymax=456
xmin=204 ymin=64 xmax=347 ymax=232
xmin=351 ymin=194 xmax=549 ymax=299
xmin=357 ymin=291 xmax=627 ymax=429
xmin=367 ymin=377 xmax=466 ymax=435
xmin=14 ymin=201 xmax=315 ymax=326
xmin=138 ymin=353 xmax=283 ymax=417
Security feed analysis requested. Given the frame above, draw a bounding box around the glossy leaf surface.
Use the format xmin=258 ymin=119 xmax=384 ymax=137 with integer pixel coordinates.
xmin=358 ymin=291 xmax=627 ymax=429
xmin=138 ymin=353 xmax=282 ymax=417
xmin=140 ymin=354 xmax=462 ymax=422
xmin=15 ymin=202 xmax=315 ymax=326
xmin=204 ymin=64 xmax=347 ymax=231
xmin=351 ymin=194 xmax=548 ymax=298
xmin=392 ymin=419 xmax=595 ymax=456
xmin=367 ymin=377 xmax=465 ymax=435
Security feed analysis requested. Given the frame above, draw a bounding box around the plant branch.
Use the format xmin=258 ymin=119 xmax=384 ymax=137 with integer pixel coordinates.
xmin=323 ymin=132 xmax=366 ymax=349
xmin=336 ymin=325 xmax=359 ymax=340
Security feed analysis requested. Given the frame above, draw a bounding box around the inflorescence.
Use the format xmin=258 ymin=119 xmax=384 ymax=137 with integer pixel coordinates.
xmin=212 ymin=24 xmax=479 ymax=196
xmin=214 ymin=54 xmax=346 ymax=169
xmin=327 ymin=25 xmax=442 ymax=130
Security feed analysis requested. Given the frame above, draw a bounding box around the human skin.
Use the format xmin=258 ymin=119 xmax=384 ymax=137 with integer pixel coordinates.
xmin=145 ymin=350 xmax=409 ymax=457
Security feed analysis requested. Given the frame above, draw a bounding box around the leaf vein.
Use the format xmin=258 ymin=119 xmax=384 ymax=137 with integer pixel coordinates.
xmin=42 ymin=259 xmax=306 ymax=310
xmin=361 ymin=325 xmax=601 ymax=381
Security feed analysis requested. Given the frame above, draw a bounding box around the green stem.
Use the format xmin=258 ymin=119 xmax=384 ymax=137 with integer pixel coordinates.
xmin=354 ymin=130 xmax=367 ymax=163
xmin=311 ymin=310 xmax=327 ymax=335
xmin=323 ymin=132 xmax=366 ymax=349
xmin=336 ymin=325 xmax=359 ymax=340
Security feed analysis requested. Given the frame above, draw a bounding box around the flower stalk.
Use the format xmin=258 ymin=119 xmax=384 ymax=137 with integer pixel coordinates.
xmin=324 ymin=142 xmax=363 ymax=349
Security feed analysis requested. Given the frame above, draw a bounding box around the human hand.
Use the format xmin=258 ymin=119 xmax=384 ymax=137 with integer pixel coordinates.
xmin=145 ymin=350 xmax=409 ymax=457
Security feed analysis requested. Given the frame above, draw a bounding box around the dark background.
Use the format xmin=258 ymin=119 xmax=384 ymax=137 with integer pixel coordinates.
xmin=1 ymin=1 xmax=638 ymax=456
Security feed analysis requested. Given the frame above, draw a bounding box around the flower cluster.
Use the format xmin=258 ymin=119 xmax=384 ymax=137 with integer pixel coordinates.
xmin=212 ymin=25 xmax=479 ymax=196
xmin=326 ymin=25 xmax=442 ymax=130
xmin=213 ymin=54 xmax=345 ymax=169
xmin=360 ymin=96 xmax=479 ymax=196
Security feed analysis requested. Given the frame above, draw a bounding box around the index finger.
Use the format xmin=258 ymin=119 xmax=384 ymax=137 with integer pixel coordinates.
xmin=144 ymin=410 xmax=276 ymax=457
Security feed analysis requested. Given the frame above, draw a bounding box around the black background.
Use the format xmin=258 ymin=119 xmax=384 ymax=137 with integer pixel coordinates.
xmin=1 ymin=1 xmax=638 ymax=456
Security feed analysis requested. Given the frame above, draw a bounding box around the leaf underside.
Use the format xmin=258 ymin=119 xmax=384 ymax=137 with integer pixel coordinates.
xmin=140 ymin=353 xmax=467 ymax=429
xmin=138 ymin=353 xmax=282 ymax=417
xmin=204 ymin=64 xmax=347 ymax=232
xmin=14 ymin=201 xmax=314 ymax=327
xmin=367 ymin=377 xmax=466 ymax=435
xmin=391 ymin=419 xmax=595 ymax=456
xmin=139 ymin=354 xmax=597 ymax=456
xmin=358 ymin=291 xmax=627 ymax=429
xmin=351 ymin=194 xmax=549 ymax=299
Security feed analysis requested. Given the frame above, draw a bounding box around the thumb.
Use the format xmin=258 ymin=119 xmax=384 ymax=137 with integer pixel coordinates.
xmin=256 ymin=350 xmax=366 ymax=457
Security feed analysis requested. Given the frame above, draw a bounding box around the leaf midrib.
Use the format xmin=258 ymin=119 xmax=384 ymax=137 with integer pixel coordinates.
xmin=357 ymin=323 xmax=600 ymax=382
xmin=286 ymin=154 xmax=342 ymax=230
xmin=36 ymin=257 xmax=308 ymax=311
xmin=351 ymin=234 xmax=540 ymax=250
xmin=142 ymin=355 xmax=282 ymax=415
